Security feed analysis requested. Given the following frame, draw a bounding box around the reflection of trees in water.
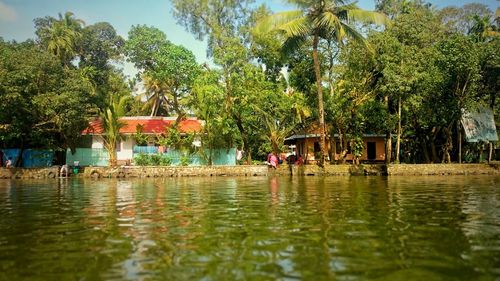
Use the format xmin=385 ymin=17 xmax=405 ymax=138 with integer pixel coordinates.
xmin=457 ymin=176 xmax=500 ymax=275
xmin=2 ymin=176 xmax=499 ymax=279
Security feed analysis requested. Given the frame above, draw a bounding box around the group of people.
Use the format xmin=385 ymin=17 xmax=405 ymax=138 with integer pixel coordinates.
xmin=266 ymin=152 xmax=303 ymax=169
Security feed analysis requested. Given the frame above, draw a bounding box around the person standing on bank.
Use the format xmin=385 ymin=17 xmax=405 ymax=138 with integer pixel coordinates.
xmin=5 ymin=157 xmax=12 ymax=168
xmin=269 ymin=153 xmax=278 ymax=169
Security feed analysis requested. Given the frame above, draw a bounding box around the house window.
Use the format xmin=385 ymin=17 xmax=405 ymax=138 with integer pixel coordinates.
xmin=116 ymin=141 xmax=121 ymax=152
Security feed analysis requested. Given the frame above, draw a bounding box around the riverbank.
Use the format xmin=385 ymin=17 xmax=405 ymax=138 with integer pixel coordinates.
xmin=0 ymin=163 xmax=498 ymax=179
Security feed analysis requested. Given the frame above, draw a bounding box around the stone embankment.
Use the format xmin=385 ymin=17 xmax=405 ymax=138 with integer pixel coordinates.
xmin=0 ymin=166 xmax=60 ymax=179
xmin=0 ymin=163 xmax=498 ymax=179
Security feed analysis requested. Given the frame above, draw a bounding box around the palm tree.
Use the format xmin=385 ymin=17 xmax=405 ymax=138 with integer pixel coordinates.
xmin=140 ymin=74 xmax=169 ymax=117
xmin=256 ymin=0 xmax=388 ymax=166
xmin=468 ymin=14 xmax=499 ymax=42
xmin=46 ymin=12 xmax=84 ymax=65
xmin=101 ymin=95 xmax=128 ymax=166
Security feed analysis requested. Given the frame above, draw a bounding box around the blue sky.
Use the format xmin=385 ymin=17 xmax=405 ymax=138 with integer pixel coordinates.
xmin=0 ymin=0 xmax=497 ymax=77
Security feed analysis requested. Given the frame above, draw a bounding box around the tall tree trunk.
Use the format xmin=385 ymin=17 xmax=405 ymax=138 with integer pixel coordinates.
xmin=430 ymin=126 xmax=440 ymax=163
xmin=312 ymin=33 xmax=327 ymax=167
xmin=331 ymin=134 xmax=336 ymax=164
xmin=421 ymin=139 xmax=430 ymax=163
xmin=173 ymin=93 xmax=185 ymax=124
xmin=385 ymin=132 xmax=392 ymax=165
xmin=384 ymin=96 xmax=391 ymax=165
xmin=395 ymin=96 xmax=402 ymax=164
xmin=488 ymin=142 xmax=493 ymax=163
xmin=235 ymin=116 xmax=252 ymax=164
xmin=441 ymin=125 xmax=452 ymax=163
xmin=458 ymin=120 xmax=462 ymax=164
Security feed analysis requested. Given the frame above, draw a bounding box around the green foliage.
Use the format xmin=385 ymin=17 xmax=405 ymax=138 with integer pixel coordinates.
xmin=133 ymin=153 xmax=172 ymax=166
xmin=34 ymin=12 xmax=84 ymax=66
xmin=133 ymin=153 xmax=149 ymax=166
xmin=179 ymin=154 xmax=191 ymax=166
xmin=100 ymin=94 xmax=128 ymax=166
xmin=159 ymin=155 xmax=172 ymax=166
xmin=125 ymin=25 xmax=201 ymax=117
xmin=134 ymin=124 xmax=149 ymax=146
xmin=0 ymin=40 xmax=93 ymax=150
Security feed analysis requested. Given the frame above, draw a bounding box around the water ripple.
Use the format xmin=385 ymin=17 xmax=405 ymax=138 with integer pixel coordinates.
xmin=0 ymin=176 xmax=498 ymax=280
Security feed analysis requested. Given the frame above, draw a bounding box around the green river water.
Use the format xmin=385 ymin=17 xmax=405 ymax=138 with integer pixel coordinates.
xmin=0 ymin=176 xmax=499 ymax=280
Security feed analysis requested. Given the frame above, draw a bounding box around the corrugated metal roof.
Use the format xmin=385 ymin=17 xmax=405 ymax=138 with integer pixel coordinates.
xmin=285 ymin=133 xmax=386 ymax=141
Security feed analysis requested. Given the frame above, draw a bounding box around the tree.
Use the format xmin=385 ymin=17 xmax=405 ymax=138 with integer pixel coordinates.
xmin=100 ymin=94 xmax=128 ymax=166
xmin=0 ymin=40 xmax=94 ymax=152
xmin=189 ymin=69 xmax=234 ymax=165
xmin=255 ymin=0 xmax=388 ymax=166
xmin=125 ymin=25 xmax=200 ymax=119
xmin=439 ymin=3 xmax=493 ymax=35
xmin=78 ymin=22 xmax=125 ymax=105
xmin=35 ymin=12 xmax=84 ymax=66
xmin=172 ymin=0 xmax=263 ymax=163
xmin=435 ymin=35 xmax=481 ymax=163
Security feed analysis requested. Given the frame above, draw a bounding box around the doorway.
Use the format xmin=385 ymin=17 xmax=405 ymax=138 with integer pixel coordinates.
xmin=367 ymin=142 xmax=376 ymax=160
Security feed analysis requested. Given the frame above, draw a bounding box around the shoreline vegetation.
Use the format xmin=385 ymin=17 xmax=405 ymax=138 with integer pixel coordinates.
xmin=1 ymin=2 xmax=498 ymax=169
xmin=1 ymin=163 xmax=498 ymax=179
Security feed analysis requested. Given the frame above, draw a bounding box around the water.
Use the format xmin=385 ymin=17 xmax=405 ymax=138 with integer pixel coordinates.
xmin=0 ymin=176 xmax=498 ymax=280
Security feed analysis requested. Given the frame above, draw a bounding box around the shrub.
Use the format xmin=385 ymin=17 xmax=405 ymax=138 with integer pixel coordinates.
xmin=134 ymin=153 xmax=174 ymax=166
xmin=160 ymin=155 xmax=172 ymax=166
xmin=149 ymin=154 xmax=162 ymax=166
xmin=134 ymin=153 xmax=149 ymax=166
xmin=180 ymin=154 xmax=191 ymax=166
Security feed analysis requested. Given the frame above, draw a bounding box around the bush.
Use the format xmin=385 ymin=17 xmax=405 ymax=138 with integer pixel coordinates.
xmin=149 ymin=154 xmax=162 ymax=166
xmin=180 ymin=154 xmax=191 ymax=166
xmin=159 ymin=155 xmax=172 ymax=166
xmin=134 ymin=153 xmax=149 ymax=166
xmin=134 ymin=153 xmax=172 ymax=166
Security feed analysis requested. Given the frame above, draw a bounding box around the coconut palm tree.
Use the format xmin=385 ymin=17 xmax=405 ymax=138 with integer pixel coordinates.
xmin=46 ymin=12 xmax=84 ymax=65
xmin=139 ymin=74 xmax=170 ymax=117
xmin=256 ymin=0 xmax=389 ymax=166
xmin=101 ymin=95 xmax=128 ymax=166
xmin=468 ymin=14 xmax=500 ymax=42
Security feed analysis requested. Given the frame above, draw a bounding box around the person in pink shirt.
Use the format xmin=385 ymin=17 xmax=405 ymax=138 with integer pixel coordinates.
xmin=269 ymin=153 xmax=278 ymax=169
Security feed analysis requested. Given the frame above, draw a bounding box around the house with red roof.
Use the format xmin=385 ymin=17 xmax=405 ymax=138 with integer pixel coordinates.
xmin=73 ymin=116 xmax=204 ymax=165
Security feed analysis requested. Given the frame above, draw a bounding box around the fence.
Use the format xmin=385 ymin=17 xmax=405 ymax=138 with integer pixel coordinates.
xmin=65 ymin=147 xmax=235 ymax=167
xmin=66 ymin=148 xmax=109 ymax=167
xmin=133 ymin=146 xmax=236 ymax=166
xmin=133 ymin=146 xmax=159 ymax=154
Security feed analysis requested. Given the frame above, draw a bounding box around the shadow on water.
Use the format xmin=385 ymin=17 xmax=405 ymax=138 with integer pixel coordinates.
xmin=0 ymin=175 xmax=498 ymax=280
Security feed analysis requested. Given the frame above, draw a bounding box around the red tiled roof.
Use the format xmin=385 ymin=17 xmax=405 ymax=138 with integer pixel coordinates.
xmin=82 ymin=117 xmax=203 ymax=135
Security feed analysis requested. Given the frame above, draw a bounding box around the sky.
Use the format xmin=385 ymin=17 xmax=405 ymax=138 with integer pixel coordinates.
xmin=0 ymin=0 xmax=498 ymax=77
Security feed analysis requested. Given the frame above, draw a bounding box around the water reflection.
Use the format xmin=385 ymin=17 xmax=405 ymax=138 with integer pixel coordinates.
xmin=0 ymin=176 xmax=498 ymax=280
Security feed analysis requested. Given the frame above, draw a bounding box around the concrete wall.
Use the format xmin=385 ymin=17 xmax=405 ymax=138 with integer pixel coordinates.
xmin=117 ymin=137 xmax=134 ymax=161
xmin=92 ymin=136 xmax=135 ymax=163
xmin=91 ymin=136 xmax=104 ymax=149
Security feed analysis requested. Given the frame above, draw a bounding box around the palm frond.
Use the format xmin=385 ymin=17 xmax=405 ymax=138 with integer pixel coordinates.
xmin=278 ymin=17 xmax=310 ymax=38
xmin=282 ymin=36 xmax=308 ymax=55
xmin=329 ymin=2 xmax=359 ymax=21
xmin=340 ymin=22 xmax=374 ymax=53
xmin=317 ymin=11 xmax=346 ymax=41
xmin=255 ymin=10 xmax=304 ymax=34
xmin=347 ymin=9 xmax=391 ymax=26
